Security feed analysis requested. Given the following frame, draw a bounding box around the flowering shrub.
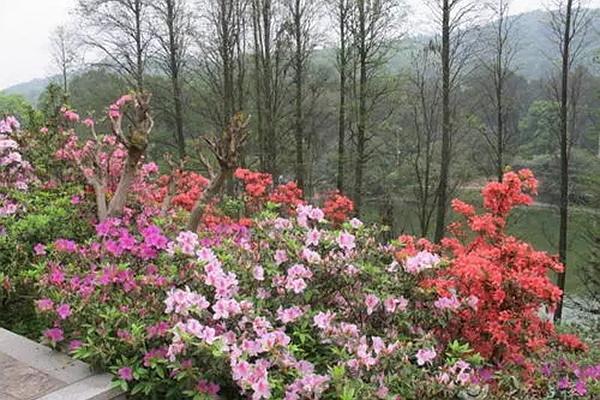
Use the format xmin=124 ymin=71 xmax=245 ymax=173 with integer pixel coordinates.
xmin=421 ymin=170 xmax=564 ymax=366
xmin=34 ymin=204 xmax=494 ymax=399
xmin=323 ymin=191 xmax=354 ymax=226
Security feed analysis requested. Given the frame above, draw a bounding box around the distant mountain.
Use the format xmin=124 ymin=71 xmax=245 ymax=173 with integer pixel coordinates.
xmin=4 ymin=9 xmax=599 ymax=107
xmin=2 ymin=76 xmax=55 ymax=106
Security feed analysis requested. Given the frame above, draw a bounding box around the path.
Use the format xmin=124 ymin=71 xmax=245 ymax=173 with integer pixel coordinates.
xmin=0 ymin=328 xmax=123 ymax=400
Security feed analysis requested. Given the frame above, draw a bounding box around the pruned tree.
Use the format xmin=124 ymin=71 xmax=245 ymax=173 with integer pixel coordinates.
xmin=78 ymin=0 xmax=153 ymax=92
xmin=478 ymin=0 xmax=520 ymax=182
xmin=49 ymin=25 xmax=80 ymax=99
xmin=150 ymin=0 xmax=194 ymax=159
xmin=187 ymin=113 xmax=250 ymax=231
xmin=547 ymin=0 xmax=591 ymax=321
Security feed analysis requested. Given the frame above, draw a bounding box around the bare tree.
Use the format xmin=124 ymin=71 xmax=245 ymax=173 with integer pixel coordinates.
xmin=328 ymin=0 xmax=352 ymax=193
xmin=251 ymin=0 xmax=289 ymax=176
xmin=349 ymin=0 xmax=402 ymax=214
xmin=151 ymin=0 xmax=193 ymax=159
xmin=478 ymin=0 xmax=519 ymax=182
xmin=49 ymin=25 xmax=80 ymax=98
xmin=197 ymin=0 xmax=249 ymax=132
xmin=78 ymin=0 xmax=153 ymax=92
xmin=547 ymin=0 xmax=591 ymax=322
xmin=151 ymin=0 xmax=194 ymax=159
xmin=426 ymin=0 xmax=479 ymax=243
xmin=408 ymin=45 xmax=442 ymax=237
xmin=284 ymin=0 xmax=319 ymax=191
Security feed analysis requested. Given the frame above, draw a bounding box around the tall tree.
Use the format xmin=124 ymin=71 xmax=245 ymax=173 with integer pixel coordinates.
xmin=408 ymin=44 xmax=443 ymax=237
xmin=350 ymin=0 xmax=400 ymax=214
xmin=479 ymin=0 xmax=519 ymax=182
xmin=328 ymin=0 xmax=352 ymax=192
xmin=251 ymin=0 xmax=288 ymax=176
xmin=78 ymin=0 xmax=153 ymax=92
xmin=428 ymin=0 xmax=478 ymax=243
xmin=49 ymin=25 xmax=80 ymax=99
xmin=548 ymin=0 xmax=591 ymax=321
xmin=198 ymin=0 xmax=249 ymax=131
xmin=151 ymin=0 xmax=194 ymax=159
xmin=285 ymin=0 xmax=318 ymax=191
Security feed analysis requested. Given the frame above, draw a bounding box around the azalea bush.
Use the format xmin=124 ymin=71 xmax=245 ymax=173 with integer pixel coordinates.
xmin=31 ymin=168 xmax=599 ymax=399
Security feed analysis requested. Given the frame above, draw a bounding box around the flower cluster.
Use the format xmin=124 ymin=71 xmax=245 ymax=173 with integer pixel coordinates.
xmin=323 ymin=191 xmax=354 ymax=225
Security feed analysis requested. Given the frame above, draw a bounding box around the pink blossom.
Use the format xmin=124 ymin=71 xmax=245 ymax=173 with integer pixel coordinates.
xmin=253 ymin=265 xmax=265 ymax=281
xmin=384 ymin=296 xmax=408 ymax=313
xmin=82 ymin=118 xmax=95 ymax=128
xmin=350 ymin=218 xmax=363 ymax=229
xmin=56 ymin=303 xmax=71 ymax=320
xmin=33 ymin=243 xmax=46 ymax=256
xmin=35 ymin=298 xmax=54 ymax=312
xmin=40 ymin=127 xmax=49 ymax=134
xmin=365 ymin=294 xmax=380 ymax=315
xmin=197 ymin=379 xmax=220 ymax=396
xmin=313 ymin=311 xmax=335 ymax=330
xmin=276 ymin=306 xmax=304 ymax=324
xmin=274 ymin=249 xmax=288 ymax=265
xmin=44 ymin=328 xmax=64 ymax=343
xmin=305 ymin=229 xmax=321 ymax=247
xmin=337 ymin=231 xmax=356 ymax=252
xmin=68 ymin=340 xmax=83 ymax=351
xmin=434 ymin=295 xmax=461 ymax=311
xmin=416 ymin=348 xmax=437 ymax=366
xmin=404 ymin=251 xmax=440 ymax=274
xmin=118 ymin=367 xmax=134 ymax=381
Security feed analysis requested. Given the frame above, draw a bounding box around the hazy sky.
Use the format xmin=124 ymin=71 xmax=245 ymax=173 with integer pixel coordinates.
xmin=0 ymin=0 xmax=597 ymax=90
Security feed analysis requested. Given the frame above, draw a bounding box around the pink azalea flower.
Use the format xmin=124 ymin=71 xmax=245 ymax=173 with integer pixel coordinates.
xmin=350 ymin=218 xmax=363 ymax=229
xmin=416 ymin=348 xmax=437 ymax=366
xmin=365 ymin=294 xmax=380 ymax=315
xmin=337 ymin=231 xmax=356 ymax=252
xmin=56 ymin=303 xmax=71 ymax=320
xmin=118 ymin=366 xmax=134 ymax=381
xmin=44 ymin=328 xmax=64 ymax=343
xmin=33 ymin=243 xmax=46 ymax=256
xmin=274 ymin=249 xmax=288 ymax=265
xmin=82 ymin=118 xmax=95 ymax=128
xmin=305 ymin=229 xmax=321 ymax=247
xmin=253 ymin=265 xmax=265 ymax=281
xmin=35 ymin=298 xmax=54 ymax=312
xmin=404 ymin=251 xmax=440 ymax=274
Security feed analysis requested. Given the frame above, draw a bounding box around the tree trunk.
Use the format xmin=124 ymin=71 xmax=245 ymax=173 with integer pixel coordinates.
xmin=353 ymin=0 xmax=367 ymax=215
xmin=187 ymin=169 xmax=231 ymax=232
xmin=434 ymin=0 xmax=451 ymax=243
xmin=293 ymin=0 xmax=305 ymax=190
xmin=107 ymin=146 xmax=144 ymax=217
xmin=555 ymin=0 xmax=573 ymax=323
xmin=337 ymin=2 xmax=347 ymax=193
xmin=166 ymin=0 xmax=186 ymax=159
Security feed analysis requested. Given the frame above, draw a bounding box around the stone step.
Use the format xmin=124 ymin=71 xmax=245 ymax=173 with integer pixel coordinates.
xmin=0 ymin=328 xmax=124 ymax=400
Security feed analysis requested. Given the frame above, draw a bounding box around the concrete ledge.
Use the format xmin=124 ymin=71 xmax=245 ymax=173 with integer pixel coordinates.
xmin=0 ymin=328 xmax=124 ymax=400
xmin=37 ymin=374 xmax=125 ymax=400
